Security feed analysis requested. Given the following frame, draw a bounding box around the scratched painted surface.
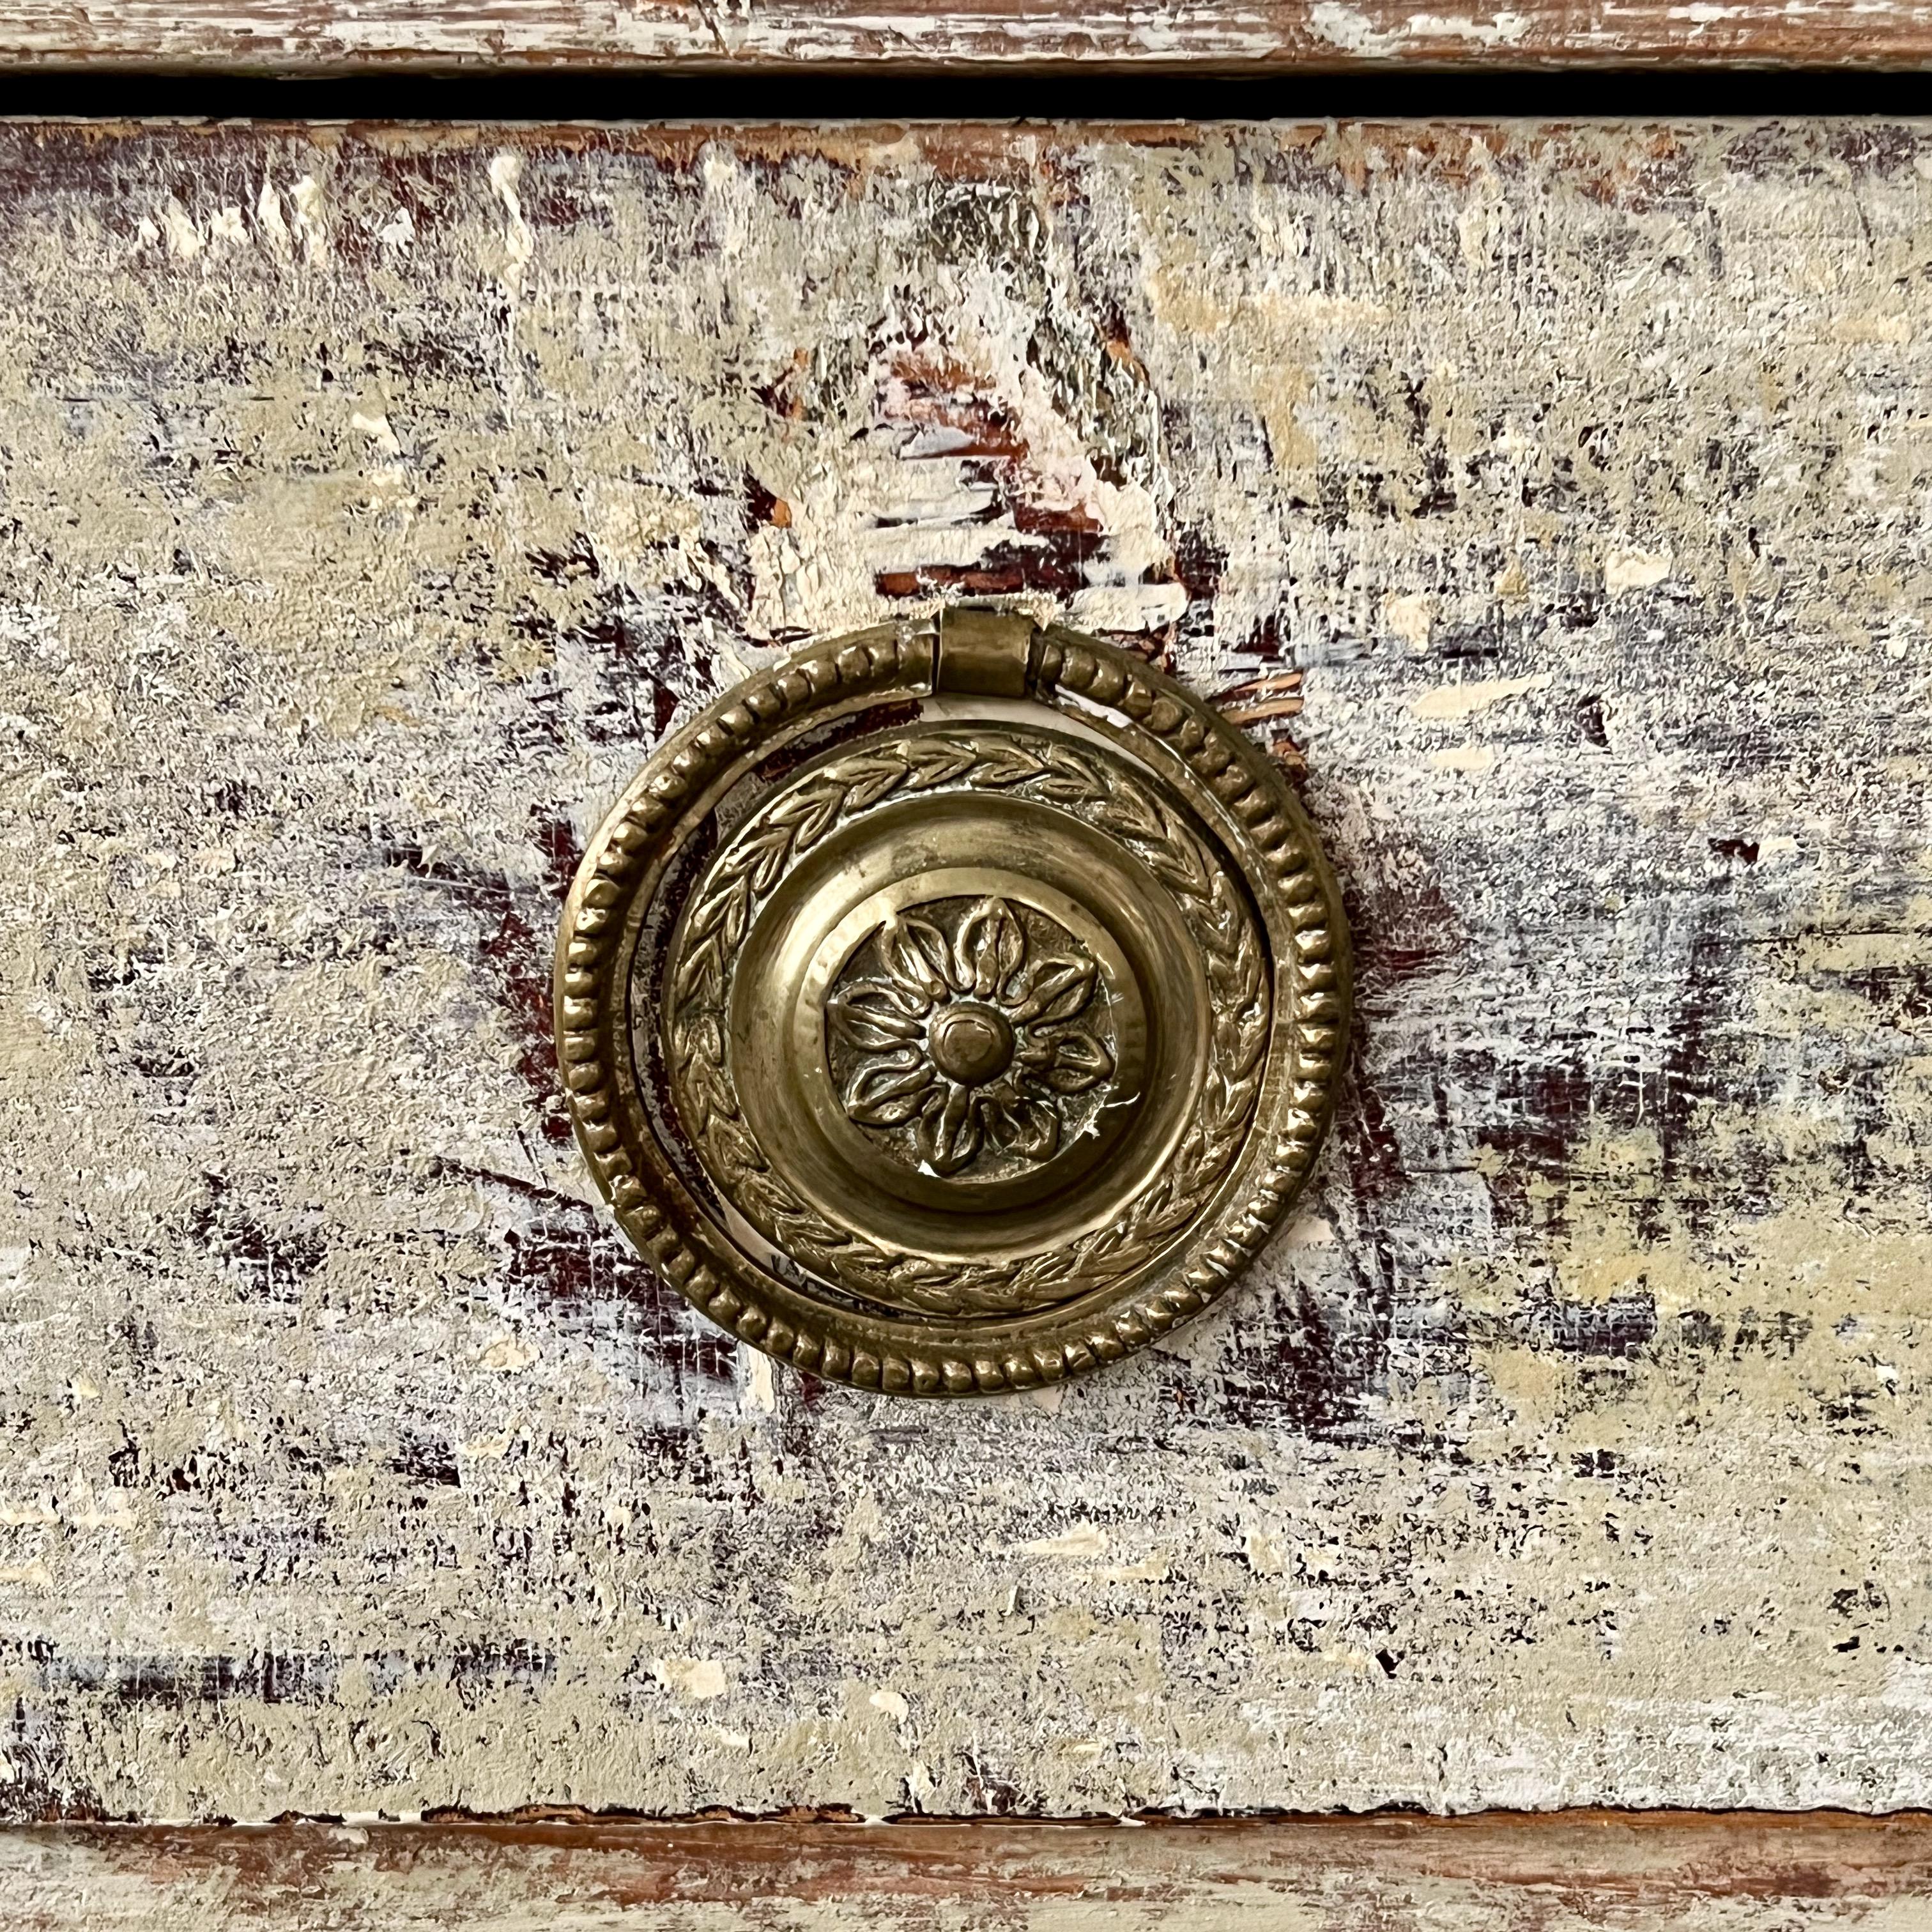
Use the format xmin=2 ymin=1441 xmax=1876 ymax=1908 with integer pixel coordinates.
xmin=0 ymin=119 xmax=1929 ymax=1826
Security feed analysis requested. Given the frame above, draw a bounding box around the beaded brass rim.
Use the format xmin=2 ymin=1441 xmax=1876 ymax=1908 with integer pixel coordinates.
xmin=553 ymin=610 xmax=1351 ymax=1397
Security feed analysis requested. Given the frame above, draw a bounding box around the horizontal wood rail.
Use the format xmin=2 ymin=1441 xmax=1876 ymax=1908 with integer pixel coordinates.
xmin=6 ymin=1814 xmax=1932 ymax=1926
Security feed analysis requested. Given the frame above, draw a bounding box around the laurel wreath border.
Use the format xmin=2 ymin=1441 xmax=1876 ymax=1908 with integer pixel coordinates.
xmin=553 ymin=621 xmax=1351 ymax=1398
xmin=663 ymin=727 xmax=1268 ymax=1317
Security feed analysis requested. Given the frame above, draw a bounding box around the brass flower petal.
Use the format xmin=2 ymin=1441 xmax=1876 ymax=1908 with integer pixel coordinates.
xmin=844 ymin=1050 xmax=935 ymax=1126
xmin=880 ymin=917 xmax=951 ymax=1006
xmin=825 ymin=980 xmax=926 ymax=1050
xmin=954 ymin=896 xmax=1025 ymax=999
xmin=827 ymin=894 xmax=1112 ymax=1183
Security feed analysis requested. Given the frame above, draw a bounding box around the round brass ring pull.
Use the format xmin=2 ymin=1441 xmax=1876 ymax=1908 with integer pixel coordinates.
xmin=553 ymin=610 xmax=1351 ymax=1397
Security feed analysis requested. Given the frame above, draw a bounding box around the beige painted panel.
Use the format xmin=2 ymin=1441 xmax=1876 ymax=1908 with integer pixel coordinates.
xmin=0 ymin=119 xmax=1928 ymax=1827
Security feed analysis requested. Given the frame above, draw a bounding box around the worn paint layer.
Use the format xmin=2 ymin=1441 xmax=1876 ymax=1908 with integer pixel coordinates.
xmin=0 ymin=119 xmax=1929 ymax=1824
xmin=0 ymin=0 xmax=1924 ymax=68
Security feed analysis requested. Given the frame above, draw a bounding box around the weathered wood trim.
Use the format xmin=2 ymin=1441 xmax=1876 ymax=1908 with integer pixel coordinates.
xmin=0 ymin=0 xmax=1926 ymax=73
xmin=4 ymin=1814 xmax=1932 ymax=1926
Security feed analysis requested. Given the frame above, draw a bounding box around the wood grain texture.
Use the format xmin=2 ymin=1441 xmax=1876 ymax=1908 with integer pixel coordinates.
xmin=1 ymin=117 xmax=1931 ymax=1829
xmin=0 ymin=0 xmax=1927 ymax=71
xmin=7 ymin=1814 xmax=1932 ymax=1927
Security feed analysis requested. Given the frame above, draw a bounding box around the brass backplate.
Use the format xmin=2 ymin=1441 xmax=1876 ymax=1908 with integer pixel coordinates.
xmin=554 ymin=611 xmax=1351 ymax=1397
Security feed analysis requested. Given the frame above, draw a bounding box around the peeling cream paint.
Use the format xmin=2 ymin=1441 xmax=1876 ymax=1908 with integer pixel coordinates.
xmin=1403 ymin=10 xmax=1531 ymax=45
xmin=1410 ymin=673 xmax=1554 ymax=719
xmin=1308 ymin=2 xmax=1394 ymax=51
xmin=1429 ymin=744 xmax=1499 ymax=773
xmin=1385 ymin=592 xmax=1434 ymax=644
xmin=653 ymin=1658 xmax=730 ymax=1701
xmin=1605 ymin=545 xmax=1674 ymax=595
xmin=1017 ymin=1525 xmax=1111 ymax=1559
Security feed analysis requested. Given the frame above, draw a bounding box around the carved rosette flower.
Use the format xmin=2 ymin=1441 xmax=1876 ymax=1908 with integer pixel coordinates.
xmin=826 ymin=896 xmax=1116 ymax=1177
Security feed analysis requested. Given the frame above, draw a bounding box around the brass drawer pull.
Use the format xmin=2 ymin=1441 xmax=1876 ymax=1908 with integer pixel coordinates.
xmin=554 ymin=609 xmax=1351 ymax=1396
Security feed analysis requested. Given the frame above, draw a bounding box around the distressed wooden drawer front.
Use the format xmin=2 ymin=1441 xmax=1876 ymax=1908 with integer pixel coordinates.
xmin=1 ymin=120 xmax=1928 ymax=1842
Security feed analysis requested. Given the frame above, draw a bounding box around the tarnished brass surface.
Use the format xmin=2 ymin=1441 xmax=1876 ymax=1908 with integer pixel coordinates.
xmin=554 ymin=611 xmax=1351 ymax=1396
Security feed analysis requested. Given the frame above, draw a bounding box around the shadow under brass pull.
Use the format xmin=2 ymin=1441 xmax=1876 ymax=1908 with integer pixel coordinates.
xmin=553 ymin=610 xmax=1351 ymax=1397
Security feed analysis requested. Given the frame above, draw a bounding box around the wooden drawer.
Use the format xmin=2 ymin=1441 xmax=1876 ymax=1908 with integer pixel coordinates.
xmin=1 ymin=96 xmax=1928 ymax=1921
